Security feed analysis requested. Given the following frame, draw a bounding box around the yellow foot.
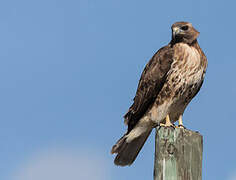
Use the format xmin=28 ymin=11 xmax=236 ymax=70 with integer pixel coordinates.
xmin=177 ymin=125 xmax=185 ymax=129
xmin=159 ymin=123 xmax=165 ymax=127
xmin=177 ymin=115 xmax=186 ymax=129
xmin=160 ymin=114 xmax=175 ymax=128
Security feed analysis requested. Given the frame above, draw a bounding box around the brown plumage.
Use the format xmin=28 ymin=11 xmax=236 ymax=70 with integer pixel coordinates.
xmin=111 ymin=22 xmax=208 ymax=166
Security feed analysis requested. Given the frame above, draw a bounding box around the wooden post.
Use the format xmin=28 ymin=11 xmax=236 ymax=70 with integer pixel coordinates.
xmin=154 ymin=127 xmax=203 ymax=180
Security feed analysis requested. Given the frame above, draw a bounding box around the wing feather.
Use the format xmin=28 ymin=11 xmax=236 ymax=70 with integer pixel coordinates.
xmin=124 ymin=45 xmax=174 ymax=132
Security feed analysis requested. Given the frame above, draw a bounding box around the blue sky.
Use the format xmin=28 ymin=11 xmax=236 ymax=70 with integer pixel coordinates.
xmin=1 ymin=0 xmax=236 ymax=180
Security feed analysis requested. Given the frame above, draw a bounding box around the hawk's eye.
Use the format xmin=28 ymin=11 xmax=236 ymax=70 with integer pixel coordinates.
xmin=181 ymin=26 xmax=189 ymax=31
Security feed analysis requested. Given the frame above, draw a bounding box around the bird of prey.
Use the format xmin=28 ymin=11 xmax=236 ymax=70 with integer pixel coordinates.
xmin=111 ymin=22 xmax=208 ymax=166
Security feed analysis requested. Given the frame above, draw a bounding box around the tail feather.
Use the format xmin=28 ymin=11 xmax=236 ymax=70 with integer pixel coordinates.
xmin=111 ymin=134 xmax=127 ymax=154
xmin=111 ymin=129 xmax=152 ymax=166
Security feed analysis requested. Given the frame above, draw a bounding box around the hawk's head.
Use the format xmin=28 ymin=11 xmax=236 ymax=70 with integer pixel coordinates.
xmin=171 ymin=22 xmax=199 ymax=44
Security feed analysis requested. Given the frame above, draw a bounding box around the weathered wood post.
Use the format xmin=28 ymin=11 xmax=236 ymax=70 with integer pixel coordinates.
xmin=154 ymin=127 xmax=203 ymax=180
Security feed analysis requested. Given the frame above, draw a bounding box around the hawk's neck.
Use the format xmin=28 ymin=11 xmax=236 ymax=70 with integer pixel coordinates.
xmin=170 ymin=39 xmax=198 ymax=47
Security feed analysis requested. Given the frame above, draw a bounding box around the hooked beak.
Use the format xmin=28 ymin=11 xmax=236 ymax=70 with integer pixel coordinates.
xmin=172 ymin=27 xmax=181 ymax=37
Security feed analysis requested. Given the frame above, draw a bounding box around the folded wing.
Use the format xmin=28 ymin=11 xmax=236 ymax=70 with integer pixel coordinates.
xmin=124 ymin=45 xmax=174 ymax=132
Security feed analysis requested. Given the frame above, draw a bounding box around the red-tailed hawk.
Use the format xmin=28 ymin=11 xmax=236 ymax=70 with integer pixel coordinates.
xmin=111 ymin=22 xmax=208 ymax=166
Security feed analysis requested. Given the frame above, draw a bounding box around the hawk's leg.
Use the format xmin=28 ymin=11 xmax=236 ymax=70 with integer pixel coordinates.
xmin=160 ymin=114 xmax=175 ymax=128
xmin=177 ymin=115 xmax=186 ymax=129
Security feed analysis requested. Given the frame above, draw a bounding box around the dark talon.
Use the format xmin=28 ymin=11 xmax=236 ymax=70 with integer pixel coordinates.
xmin=178 ymin=124 xmax=186 ymax=129
xmin=170 ymin=125 xmax=176 ymax=129
xmin=154 ymin=123 xmax=162 ymax=130
xmin=154 ymin=123 xmax=160 ymax=128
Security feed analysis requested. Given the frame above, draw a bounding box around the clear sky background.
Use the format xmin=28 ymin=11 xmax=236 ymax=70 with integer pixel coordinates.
xmin=1 ymin=0 xmax=236 ymax=180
